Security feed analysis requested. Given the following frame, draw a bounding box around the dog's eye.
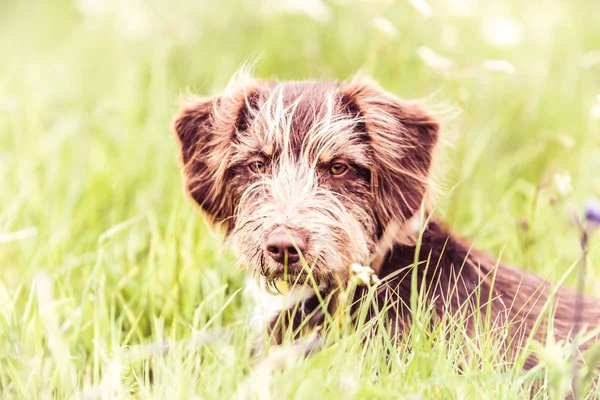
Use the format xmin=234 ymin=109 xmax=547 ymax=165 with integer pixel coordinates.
xmin=329 ymin=163 xmax=348 ymax=176
xmin=248 ymin=161 xmax=266 ymax=174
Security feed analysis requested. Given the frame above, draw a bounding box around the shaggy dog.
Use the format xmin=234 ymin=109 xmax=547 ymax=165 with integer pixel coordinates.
xmin=173 ymin=76 xmax=600 ymax=369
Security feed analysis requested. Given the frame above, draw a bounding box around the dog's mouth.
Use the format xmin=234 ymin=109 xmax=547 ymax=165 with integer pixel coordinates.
xmin=263 ymin=274 xmax=324 ymax=296
xmin=263 ymin=267 xmax=310 ymax=286
xmin=261 ymin=262 xmax=323 ymax=294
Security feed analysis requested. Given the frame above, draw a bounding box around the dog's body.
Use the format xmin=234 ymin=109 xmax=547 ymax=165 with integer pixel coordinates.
xmin=174 ymin=76 xmax=600 ymax=368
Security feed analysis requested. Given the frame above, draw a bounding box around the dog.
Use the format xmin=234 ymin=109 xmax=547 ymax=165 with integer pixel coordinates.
xmin=173 ymin=75 xmax=600 ymax=369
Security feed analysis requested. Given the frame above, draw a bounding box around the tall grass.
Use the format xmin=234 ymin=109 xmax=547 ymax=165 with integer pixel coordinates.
xmin=1 ymin=0 xmax=599 ymax=398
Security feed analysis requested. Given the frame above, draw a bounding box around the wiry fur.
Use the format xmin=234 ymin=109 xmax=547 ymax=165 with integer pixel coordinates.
xmin=173 ymin=75 xmax=600 ymax=370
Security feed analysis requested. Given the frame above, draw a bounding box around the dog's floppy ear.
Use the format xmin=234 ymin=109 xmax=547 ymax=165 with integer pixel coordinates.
xmin=173 ymin=83 xmax=258 ymax=231
xmin=340 ymin=76 xmax=439 ymax=233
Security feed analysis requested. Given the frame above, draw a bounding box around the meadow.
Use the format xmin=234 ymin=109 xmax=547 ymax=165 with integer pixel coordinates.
xmin=1 ymin=0 xmax=600 ymax=398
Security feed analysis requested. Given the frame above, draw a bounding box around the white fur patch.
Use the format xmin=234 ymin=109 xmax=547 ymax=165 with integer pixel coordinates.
xmin=243 ymin=277 xmax=318 ymax=332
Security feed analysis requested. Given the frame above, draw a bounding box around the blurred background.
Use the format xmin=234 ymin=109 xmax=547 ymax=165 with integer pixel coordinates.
xmin=1 ymin=0 xmax=600 ymax=397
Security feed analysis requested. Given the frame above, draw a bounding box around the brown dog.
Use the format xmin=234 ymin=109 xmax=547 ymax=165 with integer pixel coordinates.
xmin=173 ymin=75 xmax=600 ymax=369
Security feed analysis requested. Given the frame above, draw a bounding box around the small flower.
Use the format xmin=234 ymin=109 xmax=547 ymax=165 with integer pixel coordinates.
xmin=592 ymin=104 xmax=600 ymax=120
xmin=116 ymin=5 xmax=154 ymax=39
xmin=482 ymin=16 xmax=522 ymax=48
xmin=350 ymin=264 xmax=381 ymax=286
xmin=373 ymin=16 xmax=399 ymax=38
xmin=408 ymin=0 xmax=432 ymax=17
xmin=553 ymin=173 xmax=573 ymax=196
xmin=585 ymin=199 xmax=600 ymax=225
xmin=417 ymin=46 xmax=455 ymax=72
xmin=580 ymin=51 xmax=600 ymax=69
xmin=278 ymin=0 xmax=332 ymax=23
xmin=482 ymin=59 xmax=516 ymax=74
xmin=555 ymin=134 xmax=576 ymax=149
xmin=76 ymin=0 xmax=114 ymax=18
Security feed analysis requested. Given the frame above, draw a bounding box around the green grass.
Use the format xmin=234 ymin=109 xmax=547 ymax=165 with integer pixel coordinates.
xmin=1 ymin=0 xmax=600 ymax=398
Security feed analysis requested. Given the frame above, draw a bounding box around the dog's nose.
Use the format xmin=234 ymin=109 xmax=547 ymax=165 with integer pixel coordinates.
xmin=265 ymin=230 xmax=307 ymax=265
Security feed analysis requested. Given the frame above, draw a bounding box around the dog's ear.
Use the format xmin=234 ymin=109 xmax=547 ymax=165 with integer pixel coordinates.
xmin=340 ymin=76 xmax=439 ymax=233
xmin=173 ymin=83 xmax=258 ymax=231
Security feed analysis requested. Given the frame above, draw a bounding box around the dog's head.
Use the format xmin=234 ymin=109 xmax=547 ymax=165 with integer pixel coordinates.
xmin=174 ymin=77 xmax=439 ymax=289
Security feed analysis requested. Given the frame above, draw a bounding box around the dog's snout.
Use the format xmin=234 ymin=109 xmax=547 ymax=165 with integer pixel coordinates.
xmin=265 ymin=230 xmax=307 ymax=265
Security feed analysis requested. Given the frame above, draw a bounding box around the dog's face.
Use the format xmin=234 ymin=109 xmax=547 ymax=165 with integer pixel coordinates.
xmin=174 ymin=77 xmax=439 ymax=289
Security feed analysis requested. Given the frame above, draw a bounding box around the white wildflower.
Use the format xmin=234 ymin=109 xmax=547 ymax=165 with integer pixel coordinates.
xmin=408 ymin=0 xmax=432 ymax=17
xmin=591 ymin=104 xmax=600 ymax=120
xmin=373 ymin=16 xmax=399 ymax=38
xmin=115 ymin=4 xmax=154 ymax=39
xmin=350 ymin=264 xmax=381 ymax=286
xmin=554 ymin=173 xmax=573 ymax=196
xmin=555 ymin=134 xmax=576 ymax=149
xmin=76 ymin=0 xmax=115 ymax=18
xmin=482 ymin=16 xmax=522 ymax=48
xmin=278 ymin=0 xmax=332 ymax=23
xmin=482 ymin=59 xmax=516 ymax=74
xmin=580 ymin=50 xmax=600 ymax=69
xmin=592 ymin=92 xmax=600 ymax=120
xmin=417 ymin=46 xmax=454 ymax=72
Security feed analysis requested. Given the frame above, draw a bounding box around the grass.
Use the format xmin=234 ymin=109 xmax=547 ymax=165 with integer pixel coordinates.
xmin=1 ymin=0 xmax=600 ymax=398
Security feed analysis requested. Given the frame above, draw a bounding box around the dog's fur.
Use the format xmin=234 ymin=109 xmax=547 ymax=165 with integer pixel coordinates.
xmin=173 ymin=76 xmax=600 ymax=369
